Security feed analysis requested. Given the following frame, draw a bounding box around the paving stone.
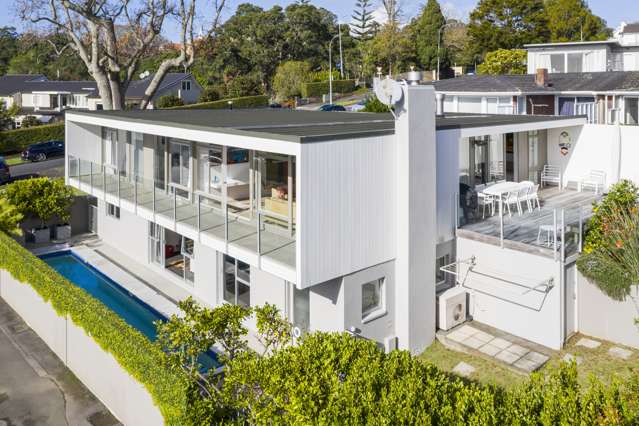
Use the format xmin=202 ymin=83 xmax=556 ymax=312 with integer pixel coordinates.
xmin=523 ymin=351 xmax=550 ymax=365
xmin=576 ymin=338 xmax=601 ymax=349
xmin=479 ymin=343 xmax=502 ymax=357
xmin=446 ymin=330 xmax=468 ymax=343
xmin=562 ymin=353 xmax=583 ymax=365
xmin=457 ymin=324 xmax=479 ymax=337
xmin=490 ymin=337 xmax=512 ymax=350
xmin=608 ymin=346 xmax=633 ymax=360
xmin=514 ymin=357 xmax=539 ymax=373
xmin=505 ymin=344 xmax=529 ymax=357
xmin=452 ymin=362 xmax=475 ymax=377
xmin=495 ymin=350 xmax=521 ymax=365
xmin=462 ymin=336 xmax=485 ymax=350
xmin=473 ymin=330 xmax=495 ymax=343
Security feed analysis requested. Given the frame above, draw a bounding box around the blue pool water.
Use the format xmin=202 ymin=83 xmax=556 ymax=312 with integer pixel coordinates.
xmin=40 ymin=251 xmax=220 ymax=369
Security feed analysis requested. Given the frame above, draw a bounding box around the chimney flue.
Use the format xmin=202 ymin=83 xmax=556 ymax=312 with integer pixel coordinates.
xmin=535 ymin=68 xmax=549 ymax=87
xmin=435 ymin=93 xmax=445 ymax=116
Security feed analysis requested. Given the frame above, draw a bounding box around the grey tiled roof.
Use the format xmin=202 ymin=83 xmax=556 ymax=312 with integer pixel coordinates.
xmin=621 ymin=23 xmax=639 ymax=34
xmin=432 ymin=72 xmax=639 ymax=93
xmin=0 ymin=74 xmax=47 ymax=96
xmin=23 ymin=80 xmax=97 ymax=93
xmin=86 ymin=72 xmax=192 ymax=99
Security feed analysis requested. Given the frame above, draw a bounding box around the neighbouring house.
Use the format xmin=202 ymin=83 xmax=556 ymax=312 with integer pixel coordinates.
xmin=0 ymin=72 xmax=202 ymax=127
xmin=64 ymin=82 xmax=639 ymax=355
xmin=526 ymin=22 xmax=639 ymax=74
xmin=433 ymin=71 xmax=639 ymax=126
xmin=87 ymin=72 xmax=203 ymax=110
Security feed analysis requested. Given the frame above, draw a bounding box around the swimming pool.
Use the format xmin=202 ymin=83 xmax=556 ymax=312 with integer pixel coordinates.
xmin=40 ymin=251 xmax=220 ymax=369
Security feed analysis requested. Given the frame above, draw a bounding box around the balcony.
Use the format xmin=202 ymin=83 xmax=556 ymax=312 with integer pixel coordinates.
xmin=68 ymin=156 xmax=296 ymax=281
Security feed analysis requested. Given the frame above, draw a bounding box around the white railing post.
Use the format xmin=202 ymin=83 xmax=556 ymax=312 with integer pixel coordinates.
xmin=134 ymin=176 xmax=138 ymax=214
xmin=89 ymin=161 xmax=93 ymax=192
xmin=197 ymin=194 xmax=201 ymax=233
xmin=553 ymin=209 xmax=558 ymax=261
xmin=173 ymin=189 xmax=177 ymax=229
xmin=224 ymin=204 xmax=229 ymax=247
xmin=561 ymin=208 xmax=566 ymax=262
xmin=499 ymin=196 xmax=504 ymax=248
xmin=579 ymin=205 xmax=583 ymax=253
xmin=257 ymin=212 xmax=262 ymax=254
xmin=152 ymin=182 xmax=156 ymax=222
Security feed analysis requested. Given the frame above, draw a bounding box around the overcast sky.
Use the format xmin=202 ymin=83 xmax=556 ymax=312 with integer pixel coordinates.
xmin=1 ymin=0 xmax=637 ymax=41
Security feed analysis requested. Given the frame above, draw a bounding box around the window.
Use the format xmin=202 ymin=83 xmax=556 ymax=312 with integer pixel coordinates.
xmin=223 ymin=255 xmax=250 ymax=307
xmin=567 ymin=53 xmax=583 ymax=72
xmin=181 ymin=80 xmax=191 ymax=91
xmin=436 ymin=255 xmax=451 ymax=291
xmin=550 ymin=54 xmax=565 ymax=73
xmin=106 ymin=202 xmax=120 ymax=218
xmin=169 ymin=140 xmax=191 ymax=192
xmin=361 ymin=278 xmax=385 ymax=320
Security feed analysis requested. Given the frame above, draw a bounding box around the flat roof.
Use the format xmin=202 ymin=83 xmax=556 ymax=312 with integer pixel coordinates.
xmin=524 ymin=40 xmax=617 ymax=48
xmin=66 ymin=109 xmax=584 ymax=142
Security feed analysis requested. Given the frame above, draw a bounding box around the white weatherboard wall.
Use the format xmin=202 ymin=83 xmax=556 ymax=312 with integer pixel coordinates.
xmin=456 ymin=238 xmax=564 ymax=349
xmin=548 ymin=124 xmax=639 ymax=189
xmin=297 ymin=133 xmax=396 ymax=288
xmin=577 ymin=272 xmax=639 ymax=349
xmin=0 ymin=270 xmax=164 ymax=425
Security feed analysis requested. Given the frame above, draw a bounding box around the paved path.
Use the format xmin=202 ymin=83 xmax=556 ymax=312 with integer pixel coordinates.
xmin=0 ymin=297 xmax=119 ymax=426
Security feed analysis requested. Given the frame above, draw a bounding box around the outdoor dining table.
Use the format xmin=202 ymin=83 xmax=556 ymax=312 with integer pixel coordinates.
xmin=481 ymin=181 xmax=524 ymax=197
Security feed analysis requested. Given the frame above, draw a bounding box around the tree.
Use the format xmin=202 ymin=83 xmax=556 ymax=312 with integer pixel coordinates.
xmin=477 ymin=49 xmax=527 ymax=75
xmin=156 ymin=95 xmax=184 ymax=108
xmin=0 ymin=198 xmax=23 ymax=236
xmin=20 ymin=116 xmax=42 ymax=128
xmin=351 ymin=0 xmax=375 ymax=41
xmin=4 ymin=178 xmax=74 ymax=229
xmin=409 ymin=0 xmax=447 ymax=71
xmin=381 ymin=0 xmax=400 ymax=24
xmin=0 ymin=100 xmax=19 ymax=130
xmin=545 ymin=0 xmax=611 ymax=42
xmin=272 ymin=61 xmax=311 ymax=100
xmin=19 ymin=0 xmax=225 ymax=110
xmin=467 ymin=0 xmax=549 ymax=59
xmin=365 ymin=22 xmax=413 ymax=76
xmin=0 ymin=27 xmax=19 ymax=76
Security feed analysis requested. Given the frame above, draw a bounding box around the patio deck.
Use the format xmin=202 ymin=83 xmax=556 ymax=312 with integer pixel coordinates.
xmin=458 ymin=188 xmax=599 ymax=257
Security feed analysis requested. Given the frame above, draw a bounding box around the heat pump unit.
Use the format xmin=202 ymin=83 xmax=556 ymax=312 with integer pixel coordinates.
xmin=438 ymin=287 xmax=467 ymax=331
xmin=384 ymin=336 xmax=398 ymax=353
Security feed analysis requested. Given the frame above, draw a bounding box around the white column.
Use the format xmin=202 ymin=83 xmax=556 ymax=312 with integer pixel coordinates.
xmin=394 ymin=84 xmax=437 ymax=354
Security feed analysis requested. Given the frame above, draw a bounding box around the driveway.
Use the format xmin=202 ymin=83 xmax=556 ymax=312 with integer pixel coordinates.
xmin=9 ymin=157 xmax=65 ymax=180
xmin=0 ymin=297 xmax=119 ymax=426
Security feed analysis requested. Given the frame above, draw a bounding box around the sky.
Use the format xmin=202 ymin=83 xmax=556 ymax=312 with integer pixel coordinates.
xmin=0 ymin=0 xmax=637 ymax=41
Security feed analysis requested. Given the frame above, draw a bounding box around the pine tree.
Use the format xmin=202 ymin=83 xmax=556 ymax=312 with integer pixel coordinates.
xmin=410 ymin=0 xmax=447 ymax=71
xmin=351 ymin=0 xmax=374 ymax=41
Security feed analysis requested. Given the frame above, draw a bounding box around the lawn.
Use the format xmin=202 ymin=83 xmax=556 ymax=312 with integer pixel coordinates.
xmin=419 ymin=333 xmax=639 ymax=391
xmin=3 ymin=154 xmax=26 ymax=166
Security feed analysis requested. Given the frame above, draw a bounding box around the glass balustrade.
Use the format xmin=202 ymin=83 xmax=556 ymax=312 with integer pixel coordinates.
xmin=67 ymin=156 xmax=296 ymax=271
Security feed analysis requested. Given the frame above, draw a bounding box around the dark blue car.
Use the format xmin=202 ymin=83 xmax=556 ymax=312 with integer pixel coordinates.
xmin=21 ymin=140 xmax=65 ymax=162
xmin=318 ymin=104 xmax=346 ymax=112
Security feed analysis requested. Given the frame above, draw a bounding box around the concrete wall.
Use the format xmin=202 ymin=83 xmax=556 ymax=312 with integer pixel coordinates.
xmin=456 ymin=237 xmax=564 ymax=349
xmin=97 ymin=198 xmax=149 ymax=262
xmin=548 ymin=124 xmax=639 ymax=189
xmin=309 ymin=278 xmax=344 ymax=332
xmin=577 ymin=271 xmax=639 ymax=349
xmin=0 ymin=270 xmax=164 ymax=425
xmin=192 ymin=242 xmax=218 ymax=306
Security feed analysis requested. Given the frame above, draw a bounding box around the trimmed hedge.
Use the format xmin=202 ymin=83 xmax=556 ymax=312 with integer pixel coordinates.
xmin=0 ymin=122 xmax=65 ymax=154
xmin=0 ymin=232 xmax=189 ymax=424
xmin=301 ymin=79 xmax=356 ymax=98
xmin=166 ymin=95 xmax=269 ymax=110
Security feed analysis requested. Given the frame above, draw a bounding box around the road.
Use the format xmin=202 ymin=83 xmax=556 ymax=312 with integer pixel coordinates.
xmin=8 ymin=157 xmax=65 ymax=181
xmin=0 ymin=297 xmax=119 ymax=426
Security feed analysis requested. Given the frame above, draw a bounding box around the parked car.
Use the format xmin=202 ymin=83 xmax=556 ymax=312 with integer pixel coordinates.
xmin=21 ymin=140 xmax=65 ymax=162
xmin=318 ymin=104 xmax=346 ymax=112
xmin=348 ymin=99 xmax=367 ymax=112
xmin=0 ymin=157 xmax=10 ymax=184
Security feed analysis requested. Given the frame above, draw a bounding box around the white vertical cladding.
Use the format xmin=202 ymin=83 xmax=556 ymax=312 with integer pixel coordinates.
xmin=297 ymin=134 xmax=396 ymax=288
xmin=65 ymin=119 xmax=102 ymax=164
xmin=436 ymin=129 xmax=462 ymax=244
xmin=394 ymin=84 xmax=437 ymax=354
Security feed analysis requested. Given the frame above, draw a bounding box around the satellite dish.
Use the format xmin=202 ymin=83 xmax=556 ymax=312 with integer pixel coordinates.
xmin=375 ymin=77 xmax=403 ymax=107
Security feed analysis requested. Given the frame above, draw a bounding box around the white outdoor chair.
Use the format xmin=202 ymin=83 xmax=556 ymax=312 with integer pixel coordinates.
xmin=537 ymin=224 xmax=564 ymax=247
xmin=504 ymin=190 xmax=522 ymax=217
xmin=579 ymin=170 xmax=606 ymax=194
xmin=476 ymin=184 xmax=494 ymax=219
xmin=525 ymin=184 xmax=541 ymax=212
xmin=541 ymin=165 xmax=562 ymax=188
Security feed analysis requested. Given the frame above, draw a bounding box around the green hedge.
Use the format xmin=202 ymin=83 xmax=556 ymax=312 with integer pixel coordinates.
xmin=301 ymin=79 xmax=356 ymax=98
xmin=0 ymin=122 xmax=65 ymax=154
xmin=0 ymin=232 xmax=189 ymax=424
xmin=166 ymin=95 xmax=269 ymax=110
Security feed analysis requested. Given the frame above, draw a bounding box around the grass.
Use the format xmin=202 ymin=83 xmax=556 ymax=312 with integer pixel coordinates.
xmin=3 ymin=154 xmax=26 ymax=166
xmin=419 ymin=333 xmax=639 ymax=391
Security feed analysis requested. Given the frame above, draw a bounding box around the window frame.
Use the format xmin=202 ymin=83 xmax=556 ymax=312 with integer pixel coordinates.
xmin=361 ymin=278 xmax=386 ymax=322
xmin=105 ymin=202 xmax=120 ymax=219
xmin=181 ymin=80 xmax=191 ymax=91
xmin=222 ymin=254 xmax=251 ymax=307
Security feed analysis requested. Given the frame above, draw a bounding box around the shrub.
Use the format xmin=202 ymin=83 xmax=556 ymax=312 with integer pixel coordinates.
xmin=226 ymin=75 xmax=263 ymax=98
xmin=0 ymin=198 xmax=22 ymax=235
xmin=0 ymin=231 xmax=189 ymax=423
xmin=21 ymin=115 xmax=43 ymax=128
xmin=477 ymin=49 xmax=528 ymax=75
xmin=3 ymin=177 xmax=74 ymax=228
xmin=198 ymin=85 xmax=227 ymax=103
xmin=362 ymin=95 xmax=391 ymax=113
xmin=0 ymin=122 xmax=64 ymax=154
xmin=272 ymin=61 xmax=311 ymax=101
xmin=300 ymin=79 xmax=356 ymax=98
xmin=583 ymin=179 xmax=639 ymax=254
xmin=156 ymin=94 xmax=184 ymax=109
xmin=167 ymin=95 xmax=269 ymax=110
xmin=308 ymin=69 xmax=340 ymax=83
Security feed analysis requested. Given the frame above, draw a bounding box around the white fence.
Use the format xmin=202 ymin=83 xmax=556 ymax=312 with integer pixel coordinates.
xmin=0 ymin=270 xmax=164 ymax=426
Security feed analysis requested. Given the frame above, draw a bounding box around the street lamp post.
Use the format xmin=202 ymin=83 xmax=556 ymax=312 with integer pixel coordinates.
xmin=328 ymin=33 xmax=340 ymax=104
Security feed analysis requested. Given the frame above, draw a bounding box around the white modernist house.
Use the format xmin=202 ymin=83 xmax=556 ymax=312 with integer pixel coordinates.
xmin=64 ymin=84 xmax=639 ymax=355
xmin=526 ymin=22 xmax=639 ymax=74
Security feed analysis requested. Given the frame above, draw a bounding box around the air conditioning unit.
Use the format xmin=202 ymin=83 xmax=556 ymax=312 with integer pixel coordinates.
xmin=383 ymin=336 xmax=398 ymax=353
xmin=438 ymin=287 xmax=467 ymax=331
